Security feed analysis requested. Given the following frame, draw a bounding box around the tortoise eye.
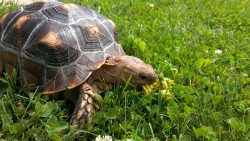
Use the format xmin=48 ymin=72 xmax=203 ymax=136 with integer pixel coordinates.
xmin=139 ymin=73 xmax=147 ymax=80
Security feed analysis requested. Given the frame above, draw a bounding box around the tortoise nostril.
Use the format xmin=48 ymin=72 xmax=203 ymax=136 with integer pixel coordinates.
xmin=139 ymin=73 xmax=147 ymax=80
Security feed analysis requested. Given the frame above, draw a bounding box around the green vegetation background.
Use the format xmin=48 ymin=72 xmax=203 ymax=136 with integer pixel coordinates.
xmin=0 ymin=0 xmax=249 ymax=140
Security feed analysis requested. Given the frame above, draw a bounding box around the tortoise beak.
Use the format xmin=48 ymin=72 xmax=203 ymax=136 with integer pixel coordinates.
xmin=149 ymin=73 xmax=158 ymax=84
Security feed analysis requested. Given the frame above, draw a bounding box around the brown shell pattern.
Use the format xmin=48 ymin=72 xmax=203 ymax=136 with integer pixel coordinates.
xmin=0 ymin=1 xmax=125 ymax=94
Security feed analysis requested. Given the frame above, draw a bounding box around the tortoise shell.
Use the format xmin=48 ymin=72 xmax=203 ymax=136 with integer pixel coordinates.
xmin=0 ymin=1 xmax=125 ymax=94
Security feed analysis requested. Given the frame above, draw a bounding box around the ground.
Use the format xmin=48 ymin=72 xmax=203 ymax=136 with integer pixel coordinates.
xmin=1 ymin=0 xmax=34 ymax=5
xmin=0 ymin=0 xmax=249 ymax=140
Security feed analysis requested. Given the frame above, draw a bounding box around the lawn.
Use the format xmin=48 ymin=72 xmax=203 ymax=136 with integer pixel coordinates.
xmin=0 ymin=0 xmax=249 ymax=140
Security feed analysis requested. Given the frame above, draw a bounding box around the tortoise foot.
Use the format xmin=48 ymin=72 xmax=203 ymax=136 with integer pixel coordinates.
xmin=70 ymin=83 xmax=99 ymax=125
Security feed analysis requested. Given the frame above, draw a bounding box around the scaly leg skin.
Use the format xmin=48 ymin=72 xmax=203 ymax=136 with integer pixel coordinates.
xmin=70 ymin=83 xmax=99 ymax=126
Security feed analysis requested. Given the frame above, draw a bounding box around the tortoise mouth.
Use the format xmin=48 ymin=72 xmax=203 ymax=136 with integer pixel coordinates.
xmin=129 ymin=82 xmax=145 ymax=90
xmin=136 ymin=85 xmax=144 ymax=91
xmin=127 ymin=81 xmax=143 ymax=91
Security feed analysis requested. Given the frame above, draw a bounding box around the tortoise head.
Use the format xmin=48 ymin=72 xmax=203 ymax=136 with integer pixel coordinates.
xmin=94 ymin=55 xmax=157 ymax=88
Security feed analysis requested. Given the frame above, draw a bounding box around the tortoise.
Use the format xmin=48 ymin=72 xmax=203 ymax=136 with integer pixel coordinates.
xmin=0 ymin=1 xmax=157 ymax=125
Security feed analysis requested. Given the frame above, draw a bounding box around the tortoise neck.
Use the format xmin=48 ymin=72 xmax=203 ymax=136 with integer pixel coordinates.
xmin=91 ymin=65 xmax=121 ymax=84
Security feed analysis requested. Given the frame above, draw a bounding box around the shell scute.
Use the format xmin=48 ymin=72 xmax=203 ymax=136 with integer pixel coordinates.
xmin=77 ymin=52 xmax=105 ymax=71
xmin=23 ymin=2 xmax=45 ymax=12
xmin=40 ymin=31 xmax=61 ymax=47
xmin=42 ymin=6 xmax=68 ymax=23
xmin=4 ymin=50 xmax=19 ymax=76
xmin=63 ymin=65 xmax=88 ymax=89
xmin=21 ymin=55 xmax=45 ymax=86
xmin=23 ymin=21 xmax=80 ymax=67
xmin=79 ymin=7 xmax=96 ymax=19
xmin=103 ymin=20 xmax=119 ymax=43
xmin=43 ymin=74 xmax=65 ymax=94
xmin=42 ymin=66 xmax=65 ymax=94
xmin=3 ymin=12 xmax=45 ymax=49
xmin=0 ymin=9 xmax=22 ymax=41
xmin=71 ymin=25 xmax=102 ymax=52
xmin=95 ymin=23 xmax=114 ymax=45
xmin=56 ymin=26 xmax=78 ymax=50
xmin=29 ymin=42 xmax=80 ymax=66
xmin=0 ymin=9 xmax=22 ymax=34
xmin=23 ymin=1 xmax=62 ymax=12
xmin=42 ymin=3 xmax=82 ymax=24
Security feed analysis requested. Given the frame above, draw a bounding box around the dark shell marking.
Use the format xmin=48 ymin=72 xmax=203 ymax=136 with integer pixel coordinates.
xmin=0 ymin=1 xmax=125 ymax=94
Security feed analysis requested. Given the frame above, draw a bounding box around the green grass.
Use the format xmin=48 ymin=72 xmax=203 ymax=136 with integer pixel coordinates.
xmin=0 ymin=0 xmax=250 ymax=140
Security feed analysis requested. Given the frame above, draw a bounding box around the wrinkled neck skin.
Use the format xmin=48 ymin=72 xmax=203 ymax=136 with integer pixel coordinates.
xmin=90 ymin=63 xmax=122 ymax=85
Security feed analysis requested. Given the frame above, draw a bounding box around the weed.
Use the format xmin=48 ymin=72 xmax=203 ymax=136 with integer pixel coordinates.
xmin=0 ymin=0 xmax=249 ymax=140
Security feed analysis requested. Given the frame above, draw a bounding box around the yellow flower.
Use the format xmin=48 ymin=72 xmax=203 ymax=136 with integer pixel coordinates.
xmin=160 ymin=90 xmax=172 ymax=100
xmin=143 ymin=73 xmax=174 ymax=100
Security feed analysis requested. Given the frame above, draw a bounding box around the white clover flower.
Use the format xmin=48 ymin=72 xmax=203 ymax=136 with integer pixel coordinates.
xmin=215 ymin=49 xmax=222 ymax=55
xmin=149 ymin=3 xmax=155 ymax=8
xmin=138 ymin=24 xmax=143 ymax=28
xmin=95 ymin=135 xmax=112 ymax=141
xmin=97 ymin=6 xmax=101 ymax=13
xmin=242 ymin=73 xmax=248 ymax=77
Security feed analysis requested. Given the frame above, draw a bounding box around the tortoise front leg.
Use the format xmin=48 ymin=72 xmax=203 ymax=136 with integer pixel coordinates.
xmin=70 ymin=83 xmax=99 ymax=125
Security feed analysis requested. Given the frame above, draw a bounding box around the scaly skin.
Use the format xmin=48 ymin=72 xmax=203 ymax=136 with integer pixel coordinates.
xmin=70 ymin=83 xmax=98 ymax=125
